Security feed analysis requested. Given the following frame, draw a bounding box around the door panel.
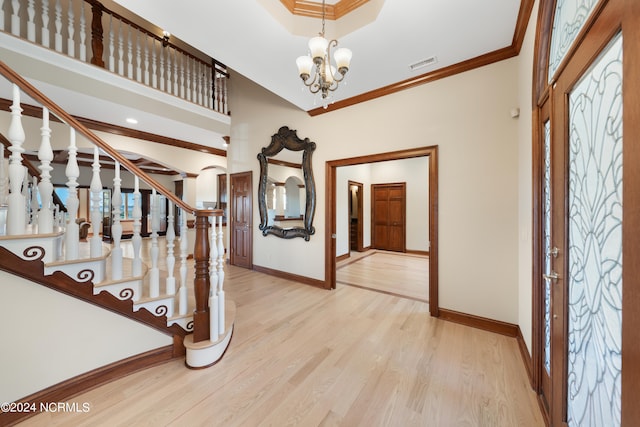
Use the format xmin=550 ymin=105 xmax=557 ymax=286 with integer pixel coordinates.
xmin=371 ymin=183 xmax=406 ymax=252
xmin=564 ymin=33 xmax=623 ymax=427
xmin=230 ymin=171 xmax=252 ymax=269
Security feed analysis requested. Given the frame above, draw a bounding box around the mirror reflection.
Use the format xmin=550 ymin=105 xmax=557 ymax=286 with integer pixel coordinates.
xmin=258 ymin=126 xmax=316 ymax=240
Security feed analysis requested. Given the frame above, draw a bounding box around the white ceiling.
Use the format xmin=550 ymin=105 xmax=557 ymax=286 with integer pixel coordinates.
xmin=113 ymin=0 xmax=523 ymax=112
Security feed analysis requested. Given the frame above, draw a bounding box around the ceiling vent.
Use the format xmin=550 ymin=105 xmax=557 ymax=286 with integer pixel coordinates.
xmin=409 ymin=56 xmax=438 ymax=71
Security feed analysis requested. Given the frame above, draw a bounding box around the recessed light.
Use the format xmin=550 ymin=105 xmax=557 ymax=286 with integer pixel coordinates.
xmin=126 ymin=118 xmax=138 ymax=124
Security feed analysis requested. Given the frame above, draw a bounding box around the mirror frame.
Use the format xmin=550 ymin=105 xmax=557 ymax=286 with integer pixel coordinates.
xmin=258 ymin=126 xmax=316 ymax=241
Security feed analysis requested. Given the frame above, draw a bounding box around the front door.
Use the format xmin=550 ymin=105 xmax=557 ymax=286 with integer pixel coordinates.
xmin=535 ymin=0 xmax=638 ymax=424
xmin=230 ymin=171 xmax=252 ymax=268
xmin=372 ymin=183 xmax=406 ymax=252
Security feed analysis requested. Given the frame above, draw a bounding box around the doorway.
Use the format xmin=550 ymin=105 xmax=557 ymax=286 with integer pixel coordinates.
xmin=347 ymin=181 xmax=363 ymax=252
xmin=326 ymin=146 xmax=439 ymax=316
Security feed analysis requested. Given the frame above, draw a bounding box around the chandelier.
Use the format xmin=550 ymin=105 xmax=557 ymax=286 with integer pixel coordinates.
xmin=295 ymin=0 xmax=352 ymax=103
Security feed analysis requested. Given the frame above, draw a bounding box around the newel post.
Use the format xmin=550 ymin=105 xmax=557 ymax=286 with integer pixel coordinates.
xmin=193 ymin=210 xmax=214 ymax=343
xmin=88 ymin=0 xmax=105 ymax=67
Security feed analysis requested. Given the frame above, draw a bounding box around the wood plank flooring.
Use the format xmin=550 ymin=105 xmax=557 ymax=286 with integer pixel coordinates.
xmin=337 ymin=250 xmax=429 ymax=302
xmin=19 ymin=250 xmax=544 ymax=426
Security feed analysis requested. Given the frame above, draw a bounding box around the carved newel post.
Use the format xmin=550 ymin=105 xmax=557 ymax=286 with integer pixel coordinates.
xmin=193 ymin=210 xmax=214 ymax=343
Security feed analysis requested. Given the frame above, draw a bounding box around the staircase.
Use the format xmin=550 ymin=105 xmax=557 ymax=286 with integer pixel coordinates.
xmin=0 ymin=59 xmax=234 ymax=425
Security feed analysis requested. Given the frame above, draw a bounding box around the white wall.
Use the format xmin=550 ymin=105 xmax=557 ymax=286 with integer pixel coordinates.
xmin=0 ymin=271 xmax=172 ymax=403
xmin=228 ymin=55 xmax=521 ymax=324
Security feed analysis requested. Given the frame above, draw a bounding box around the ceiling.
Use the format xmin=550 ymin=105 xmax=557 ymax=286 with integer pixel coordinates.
xmin=112 ymin=0 xmax=526 ymax=113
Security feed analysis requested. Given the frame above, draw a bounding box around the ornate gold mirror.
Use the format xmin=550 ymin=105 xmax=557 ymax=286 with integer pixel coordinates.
xmin=257 ymin=126 xmax=316 ymax=240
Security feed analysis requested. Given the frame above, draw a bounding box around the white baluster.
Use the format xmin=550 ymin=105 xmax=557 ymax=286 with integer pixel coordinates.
xmin=41 ymin=0 xmax=50 ymax=48
xmin=21 ymin=167 xmax=29 ymax=226
xmin=151 ymin=38 xmax=158 ymax=88
xmin=165 ymin=47 xmax=171 ymax=94
xmin=178 ymin=205 xmax=188 ymax=315
xmin=180 ymin=54 xmax=186 ymax=100
xmin=194 ymin=60 xmax=200 ymax=104
xmin=54 ymin=0 xmax=62 ymax=52
xmin=205 ymin=65 xmax=212 ymax=109
xmin=209 ymin=216 xmax=219 ymax=341
xmin=111 ymin=161 xmax=123 ymax=280
xmin=10 ymin=0 xmax=20 ymax=36
xmin=0 ymin=145 xmax=7 ymax=236
xmin=197 ymin=62 xmax=203 ymax=106
xmin=65 ymin=128 xmax=80 ymax=260
xmin=27 ymin=0 xmax=36 ymax=41
xmin=37 ymin=107 xmax=54 ymax=233
xmin=89 ymin=147 xmax=103 ymax=257
xmin=217 ymin=215 xmax=225 ymax=334
xmin=165 ymin=200 xmax=176 ymax=295
xmin=7 ymin=85 xmax=26 ymax=236
xmin=79 ymin=0 xmax=86 ymax=62
xmin=135 ymin=33 xmax=142 ymax=82
xmin=149 ymin=189 xmax=160 ymax=297
xmin=30 ymin=176 xmax=38 ymax=226
xmin=143 ymin=36 xmax=150 ymax=85
xmin=108 ymin=15 xmax=115 ymax=72
xmin=173 ymin=48 xmax=179 ymax=96
xmin=127 ymin=30 xmax=133 ymax=78
xmin=55 ymin=204 xmax=63 ymax=260
xmin=67 ymin=0 xmax=75 ymax=57
xmin=131 ymin=176 xmax=142 ymax=276
xmin=117 ymin=20 xmax=124 ymax=76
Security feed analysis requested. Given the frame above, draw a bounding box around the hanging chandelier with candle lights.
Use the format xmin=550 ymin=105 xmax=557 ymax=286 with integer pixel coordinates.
xmin=295 ymin=0 xmax=352 ymax=103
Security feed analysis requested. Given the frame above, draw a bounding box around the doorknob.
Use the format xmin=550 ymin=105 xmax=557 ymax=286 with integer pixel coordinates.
xmin=543 ymin=271 xmax=559 ymax=282
xmin=547 ymin=246 xmax=559 ymax=258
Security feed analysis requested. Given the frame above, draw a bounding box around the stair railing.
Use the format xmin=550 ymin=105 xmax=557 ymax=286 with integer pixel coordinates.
xmin=0 ymin=60 xmax=222 ymax=344
xmin=0 ymin=0 xmax=230 ymax=115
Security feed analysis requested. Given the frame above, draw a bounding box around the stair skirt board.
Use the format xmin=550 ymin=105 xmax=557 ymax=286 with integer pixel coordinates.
xmin=184 ymin=301 xmax=236 ymax=369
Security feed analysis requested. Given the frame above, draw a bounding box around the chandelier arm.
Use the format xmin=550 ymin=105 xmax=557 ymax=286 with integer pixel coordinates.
xmin=300 ymin=72 xmax=319 ymax=88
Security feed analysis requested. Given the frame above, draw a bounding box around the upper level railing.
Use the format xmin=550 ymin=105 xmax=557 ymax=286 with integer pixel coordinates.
xmin=0 ymin=0 xmax=230 ymax=115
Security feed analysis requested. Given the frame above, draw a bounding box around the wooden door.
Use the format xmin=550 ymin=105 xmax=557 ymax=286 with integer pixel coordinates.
xmin=230 ymin=171 xmax=252 ymax=268
xmin=372 ymin=183 xmax=405 ymax=252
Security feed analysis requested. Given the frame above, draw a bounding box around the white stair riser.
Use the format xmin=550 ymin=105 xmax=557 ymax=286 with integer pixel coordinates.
xmin=134 ymin=297 xmax=175 ymax=319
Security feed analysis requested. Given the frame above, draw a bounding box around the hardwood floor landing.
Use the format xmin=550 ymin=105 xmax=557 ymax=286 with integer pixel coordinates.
xmin=19 ymin=263 xmax=543 ymax=427
xmin=337 ymin=250 xmax=429 ymax=302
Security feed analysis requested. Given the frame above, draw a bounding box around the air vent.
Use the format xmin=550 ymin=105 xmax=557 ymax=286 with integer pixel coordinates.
xmin=409 ymin=56 xmax=438 ymax=71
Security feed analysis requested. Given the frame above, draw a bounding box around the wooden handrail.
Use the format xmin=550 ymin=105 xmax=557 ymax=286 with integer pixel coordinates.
xmin=0 ymin=60 xmax=194 ymax=215
xmin=84 ymin=0 xmax=228 ymax=77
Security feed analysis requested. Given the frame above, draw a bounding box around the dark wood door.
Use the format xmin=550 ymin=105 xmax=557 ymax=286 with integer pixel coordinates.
xmin=372 ymin=183 xmax=405 ymax=252
xmin=230 ymin=171 xmax=252 ymax=268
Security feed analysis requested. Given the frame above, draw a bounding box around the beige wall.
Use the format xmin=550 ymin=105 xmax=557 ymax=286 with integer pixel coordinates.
xmin=516 ymin=0 xmax=539 ymax=354
xmin=0 ymin=271 xmax=172 ymax=403
xmin=228 ymin=54 xmax=523 ymax=324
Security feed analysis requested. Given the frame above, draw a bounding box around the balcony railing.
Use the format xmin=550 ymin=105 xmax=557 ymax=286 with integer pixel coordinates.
xmin=0 ymin=0 xmax=229 ymax=115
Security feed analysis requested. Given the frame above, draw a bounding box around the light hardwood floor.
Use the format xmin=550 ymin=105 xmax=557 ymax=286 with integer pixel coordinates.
xmin=20 ymin=240 xmax=543 ymax=426
xmin=337 ymin=250 xmax=429 ymax=302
